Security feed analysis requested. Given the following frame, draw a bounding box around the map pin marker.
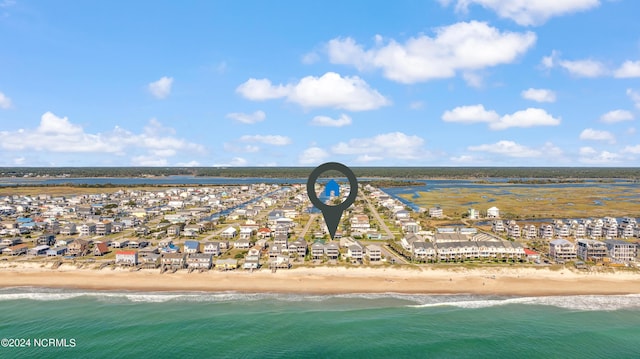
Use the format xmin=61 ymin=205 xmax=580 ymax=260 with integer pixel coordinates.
xmin=307 ymin=162 xmax=358 ymax=240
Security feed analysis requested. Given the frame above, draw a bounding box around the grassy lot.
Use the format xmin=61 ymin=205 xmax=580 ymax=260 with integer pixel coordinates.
xmin=401 ymin=185 xmax=640 ymax=219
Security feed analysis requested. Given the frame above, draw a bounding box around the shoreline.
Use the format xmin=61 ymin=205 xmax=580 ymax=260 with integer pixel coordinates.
xmin=2 ymin=264 xmax=640 ymax=296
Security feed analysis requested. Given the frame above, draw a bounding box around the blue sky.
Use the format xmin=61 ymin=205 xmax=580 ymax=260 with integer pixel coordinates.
xmin=1 ymin=0 xmax=640 ymax=167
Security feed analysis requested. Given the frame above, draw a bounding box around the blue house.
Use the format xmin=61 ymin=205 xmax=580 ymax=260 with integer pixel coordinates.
xmin=183 ymin=241 xmax=200 ymax=254
xmin=46 ymin=247 xmax=67 ymax=257
xmin=324 ymin=180 xmax=340 ymax=197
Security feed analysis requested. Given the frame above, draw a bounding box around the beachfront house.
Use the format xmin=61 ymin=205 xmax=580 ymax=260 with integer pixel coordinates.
xmin=215 ymin=258 xmax=238 ymax=271
xmin=162 ymin=253 xmax=186 ymax=270
xmin=347 ymin=243 xmax=364 ymax=263
xmin=141 ymin=253 xmax=161 ymax=269
xmin=604 ymin=239 xmax=636 ymax=262
xmin=366 ymin=244 xmax=382 ymax=262
xmin=115 ymin=251 xmax=138 ymax=266
xmin=549 ymin=239 xmax=577 ymax=262
xmin=187 ymin=253 xmax=212 ymax=270
xmin=577 ymin=239 xmax=608 ymax=262
xmin=93 ymin=242 xmax=109 ymax=256
xmin=3 ymin=243 xmax=27 ymax=256
xmin=68 ymin=239 xmax=89 ymax=256
xmin=46 ymin=247 xmax=67 ymax=257
xmin=311 ymin=242 xmax=325 ymax=260
xmin=28 ymin=245 xmax=50 ymax=256
xmin=289 ymin=239 xmax=307 ymax=258
xmin=412 ymin=241 xmax=436 ymax=262
xmin=324 ymin=243 xmax=339 ymax=260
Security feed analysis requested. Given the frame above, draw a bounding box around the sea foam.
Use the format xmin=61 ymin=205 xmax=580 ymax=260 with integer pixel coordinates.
xmin=1 ymin=287 xmax=639 ymax=311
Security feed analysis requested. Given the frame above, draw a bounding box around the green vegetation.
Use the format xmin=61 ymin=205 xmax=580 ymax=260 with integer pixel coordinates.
xmin=3 ymin=166 xmax=640 ymax=179
xmin=402 ymin=185 xmax=640 ymax=219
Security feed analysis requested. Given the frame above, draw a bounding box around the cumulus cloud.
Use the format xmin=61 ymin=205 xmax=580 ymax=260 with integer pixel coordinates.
xmin=521 ymin=88 xmax=556 ymax=103
xmin=0 ymin=92 xmax=12 ymax=109
xmin=443 ymin=0 xmax=600 ymax=26
xmin=442 ymin=105 xmax=560 ymax=130
xmin=325 ymin=21 xmax=535 ymax=84
xmin=627 ymin=88 xmax=640 ymax=109
xmin=226 ymin=110 xmax=266 ymax=124
xmin=461 ymin=140 xmax=563 ymax=158
xmin=579 ymin=128 xmax=616 ymax=144
xmin=542 ymin=51 xmax=607 ymax=77
xmin=310 ymin=114 xmax=352 ymax=127
xmin=148 ymin=76 xmax=173 ymax=99
xmin=0 ymin=112 xmax=205 ymax=166
xmin=622 ymin=145 xmax=640 ymax=154
xmin=239 ymin=134 xmax=292 ymax=146
xmin=600 ymin=110 xmax=634 ymax=123
xmin=237 ymin=72 xmax=389 ymax=111
xmin=442 ymin=104 xmax=500 ymax=124
xmin=579 ymin=149 xmax=621 ymax=165
xmin=298 ymin=147 xmax=329 ymax=165
xmin=331 ymin=132 xmax=427 ymax=160
xmin=468 ymin=140 xmax=542 ymax=158
xmin=614 ymin=61 xmax=640 ymax=78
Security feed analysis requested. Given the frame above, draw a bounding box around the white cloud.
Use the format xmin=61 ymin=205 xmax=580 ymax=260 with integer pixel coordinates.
xmin=542 ymin=51 xmax=607 ymax=77
xmin=492 ymin=108 xmax=561 ymax=130
xmin=131 ymin=155 xmax=169 ymax=166
xmin=449 ymin=155 xmax=475 ymax=163
xmin=579 ymin=146 xmax=597 ymax=156
xmin=237 ymin=72 xmax=389 ymax=111
xmin=223 ymin=143 xmax=260 ymax=153
xmin=468 ymin=140 xmax=542 ymax=158
xmin=356 ymin=154 xmax=384 ymax=163
xmin=176 ymin=160 xmax=201 ymax=167
xmin=13 ymin=157 xmax=25 ymax=165
xmin=627 ymin=88 xmax=640 ymax=109
xmin=239 ymin=134 xmax=292 ymax=146
xmin=301 ymin=51 xmax=320 ymax=64
xmin=298 ymin=147 xmax=329 ymax=165
xmin=310 ymin=114 xmax=352 ymax=127
xmin=442 ymin=104 xmax=500 ymax=124
xmin=627 ymin=127 xmax=637 ymax=135
xmin=0 ymin=92 xmax=12 ymax=109
xmin=579 ymin=150 xmax=620 ymax=165
xmin=331 ymin=132 xmax=427 ymax=160
xmin=326 ymin=21 xmax=535 ymax=84
xmin=614 ymin=61 xmax=640 ymax=78
xmin=600 ymin=109 xmax=634 ymax=123
xmin=622 ymin=145 xmax=640 ymax=154
xmin=579 ymin=128 xmax=616 ymax=143
xmin=213 ymin=157 xmax=248 ymax=167
xmin=0 ymin=112 xmax=205 ymax=166
xmin=226 ymin=110 xmax=266 ymax=124
xmin=148 ymin=76 xmax=173 ymax=99
xmin=521 ymin=88 xmax=556 ymax=103
xmin=442 ymin=105 xmax=560 ymax=130
xmin=462 ymin=72 xmax=484 ymax=88
xmin=446 ymin=0 xmax=600 ymax=26
xmin=409 ymin=101 xmax=425 ymax=110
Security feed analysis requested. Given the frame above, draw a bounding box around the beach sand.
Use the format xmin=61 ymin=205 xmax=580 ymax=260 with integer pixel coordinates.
xmin=1 ymin=262 xmax=640 ymax=296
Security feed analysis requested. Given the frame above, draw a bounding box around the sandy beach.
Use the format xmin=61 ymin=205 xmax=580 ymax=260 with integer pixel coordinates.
xmin=1 ymin=262 xmax=640 ymax=296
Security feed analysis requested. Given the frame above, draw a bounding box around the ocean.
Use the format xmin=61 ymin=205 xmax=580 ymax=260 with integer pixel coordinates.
xmin=1 ymin=288 xmax=639 ymax=358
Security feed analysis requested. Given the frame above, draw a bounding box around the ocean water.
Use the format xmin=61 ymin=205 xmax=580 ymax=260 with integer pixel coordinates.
xmin=1 ymin=288 xmax=639 ymax=358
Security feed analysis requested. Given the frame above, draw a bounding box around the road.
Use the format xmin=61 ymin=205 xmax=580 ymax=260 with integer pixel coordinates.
xmin=299 ymin=213 xmax=319 ymax=239
xmin=361 ymin=192 xmax=395 ymax=240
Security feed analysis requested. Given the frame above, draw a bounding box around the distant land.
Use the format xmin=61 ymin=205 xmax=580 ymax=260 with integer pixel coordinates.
xmin=1 ymin=167 xmax=640 ymax=180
